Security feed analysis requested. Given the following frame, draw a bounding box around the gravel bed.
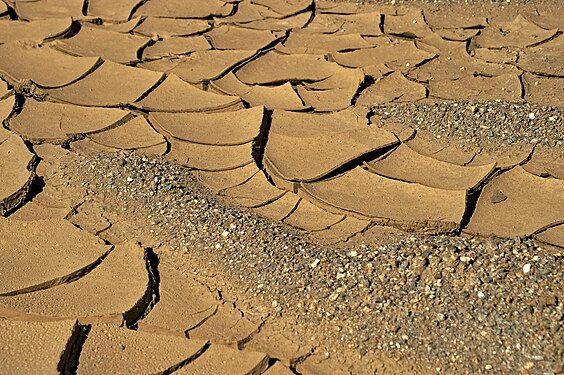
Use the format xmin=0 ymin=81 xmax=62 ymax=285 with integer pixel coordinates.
xmin=62 ymin=151 xmax=563 ymax=375
xmin=372 ymin=100 xmax=564 ymax=150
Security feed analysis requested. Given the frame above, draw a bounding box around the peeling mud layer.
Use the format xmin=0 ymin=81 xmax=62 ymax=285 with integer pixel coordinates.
xmin=0 ymin=0 xmax=563 ymax=374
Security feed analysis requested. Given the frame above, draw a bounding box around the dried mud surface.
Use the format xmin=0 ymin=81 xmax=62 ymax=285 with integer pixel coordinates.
xmin=0 ymin=0 xmax=562 ymax=374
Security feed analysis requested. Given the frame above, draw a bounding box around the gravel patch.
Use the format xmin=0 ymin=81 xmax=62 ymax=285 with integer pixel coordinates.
xmin=372 ymin=100 xmax=564 ymax=150
xmin=61 ymin=151 xmax=563 ymax=375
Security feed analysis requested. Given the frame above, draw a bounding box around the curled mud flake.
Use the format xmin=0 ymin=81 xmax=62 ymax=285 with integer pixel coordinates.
xmin=519 ymin=35 xmax=564 ymax=77
xmin=301 ymin=167 xmax=466 ymax=232
xmin=232 ymin=11 xmax=311 ymax=31
xmin=283 ymin=198 xmax=344 ymax=232
xmin=195 ymin=163 xmax=260 ymax=194
xmin=0 ymin=320 xmax=78 ymax=374
xmin=251 ymin=0 xmax=313 ymax=18
xmin=221 ymin=172 xmax=286 ymax=208
xmin=206 ymin=25 xmax=281 ymax=51
xmin=312 ymin=216 xmax=371 ymax=245
xmin=306 ymin=12 xmax=382 ymax=36
xmin=534 ymin=224 xmax=564 ymax=248
xmin=357 ymin=70 xmax=426 ymax=105
xmin=134 ymin=17 xmax=211 ymax=38
xmin=51 ymin=27 xmax=151 ymax=65
xmin=252 ymin=192 xmax=300 ymax=221
xmin=429 ymin=74 xmax=522 ymax=102
xmin=0 ymin=242 xmax=149 ymax=319
xmin=13 ymin=0 xmax=84 ymax=21
xmin=0 ymin=43 xmax=100 ymax=89
xmin=88 ymin=116 xmax=165 ymax=151
xmin=0 ymin=134 xmax=36 ymax=216
xmin=9 ymin=99 xmax=130 ymax=143
xmin=265 ymin=109 xmax=397 ymax=182
xmin=523 ymin=73 xmax=564 ymax=108
xmin=143 ymin=36 xmax=212 ymax=60
xmin=475 ymin=15 xmax=558 ymax=49
xmin=168 ymin=139 xmax=253 ymax=172
xmin=168 ymin=50 xmax=257 ymax=84
xmin=467 ymin=166 xmax=564 ymax=237
xmin=86 ymin=0 xmax=141 ymax=21
xmin=277 ymin=31 xmax=371 ymax=55
xmin=366 ymin=143 xmax=495 ymax=191
xmin=174 ymin=344 xmax=269 ymax=375
xmin=0 ymin=17 xmax=72 ymax=44
xmin=135 ymin=74 xmax=242 ymax=113
xmin=212 ymin=73 xmax=308 ymax=111
xmin=45 ymin=61 xmax=164 ymax=107
xmin=332 ymin=40 xmax=436 ymax=72
xmin=134 ymin=0 xmax=233 ymax=18
xmin=384 ymin=9 xmax=434 ymax=39
xmin=0 ymin=219 xmax=111 ymax=295
xmin=150 ymin=106 xmax=265 ymax=146
xmin=78 ymin=323 xmax=208 ymax=374
xmin=235 ymin=51 xmax=337 ymax=85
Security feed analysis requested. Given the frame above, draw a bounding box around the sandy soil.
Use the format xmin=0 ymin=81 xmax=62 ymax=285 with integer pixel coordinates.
xmin=0 ymin=0 xmax=562 ymax=374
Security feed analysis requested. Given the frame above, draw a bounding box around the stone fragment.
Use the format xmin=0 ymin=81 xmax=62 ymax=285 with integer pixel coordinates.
xmin=14 ymin=0 xmax=84 ymax=20
xmin=206 ymin=25 xmax=281 ymax=50
xmin=0 ymin=43 xmax=100 ymax=88
xmin=150 ymin=106 xmax=265 ymax=146
xmin=46 ymin=61 xmax=164 ymax=106
xmin=357 ymin=71 xmax=426 ymax=105
xmin=264 ymin=362 xmax=295 ymax=374
xmin=332 ymin=41 xmax=435 ymax=71
xmin=143 ymin=37 xmax=212 ymax=59
xmin=0 ymin=17 xmax=72 ymax=44
xmin=0 ymin=242 xmax=149 ymax=320
xmin=302 ymin=167 xmax=467 ymax=232
xmin=78 ymin=323 xmax=208 ymax=375
xmin=366 ymin=144 xmax=495 ymax=190
xmin=51 ymin=26 xmax=151 ymax=64
xmin=265 ymin=109 xmax=398 ymax=182
xmin=9 ymin=99 xmax=130 ymax=142
xmin=134 ymin=17 xmax=211 ymax=37
xmin=0 ymin=319 xmax=77 ymax=374
xmin=168 ymin=50 xmax=257 ymax=83
xmin=87 ymin=0 xmax=140 ymax=20
xmin=168 ymin=140 xmax=253 ymax=172
xmin=221 ymin=172 xmax=285 ymax=207
xmin=283 ymin=199 xmax=344 ymax=231
xmin=252 ymin=192 xmax=300 ymax=221
xmin=467 ymin=167 xmax=564 ymax=237
xmin=195 ymin=164 xmax=260 ymax=194
xmin=134 ymin=0 xmax=233 ymax=18
xmin=0 ymin=134 xmax=36 ymax=216
xmin=212 ymin=73 xmax=308 ymax=110
xmin=522 ymin=147 xmax=564 ymax=180
xmin=135 ymin=74 xmax=242 ymax=112
xmin=475 ymin=15 xmax=557 ymax=48
xmin=88 ymin=116 xmax=165 ymax=150
xmin=0 ymin=219 xmax=111 ymax=295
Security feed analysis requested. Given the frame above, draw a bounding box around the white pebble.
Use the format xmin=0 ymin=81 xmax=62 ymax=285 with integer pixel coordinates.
xmin=310 ymin=259 xmax=320 ymax=268
xmin=221 ymin=230 xmax=230 ymax=238
xmin=126 ymin=177 xmax=134 ymax=182
xmin=523 ymin=263 xmax=532 ymax=274
xmin=477 ymin=291 xmax=485 ymax=299
xmin=528 ymin=112 xmax=535 ymax=120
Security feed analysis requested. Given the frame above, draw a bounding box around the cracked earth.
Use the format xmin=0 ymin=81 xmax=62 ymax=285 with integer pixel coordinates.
xmin=0 ymin=0 xmax=562 ymax=374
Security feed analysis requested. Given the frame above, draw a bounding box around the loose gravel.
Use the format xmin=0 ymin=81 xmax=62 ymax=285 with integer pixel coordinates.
xmin=372 ymin=100 xmax=564 ymax=150
xmin=61 ymin=151 xmax=563 ymax=375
